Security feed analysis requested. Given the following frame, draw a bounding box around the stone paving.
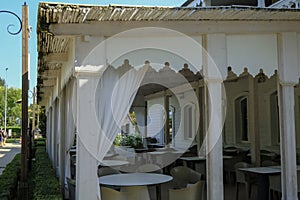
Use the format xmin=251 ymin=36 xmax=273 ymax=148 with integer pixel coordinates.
xmin=0 ymin=142 xmax=21 ymax=175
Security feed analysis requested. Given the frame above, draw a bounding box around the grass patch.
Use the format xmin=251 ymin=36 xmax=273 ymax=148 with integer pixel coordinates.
xmin=5 ymin=138 xmax=21 ymax=143
xmin=0 ymin=153 xmax=21 ymax=200
xmin=29 ymin=140 xmax=62 ymax=200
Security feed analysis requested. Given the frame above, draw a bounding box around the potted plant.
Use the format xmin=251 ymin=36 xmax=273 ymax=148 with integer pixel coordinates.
xmin=114 ymin=133 xmax=143 ymax=149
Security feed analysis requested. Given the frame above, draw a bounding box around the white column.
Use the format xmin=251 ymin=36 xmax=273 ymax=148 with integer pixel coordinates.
xmin=75 ymin=67 xmax=104 ymax=200
xmin=203 ymin=34 xmax=227 ymax=200
xmin=277 ymin=32 xmax=299 ymax=200
xmin=46 ymin=110 xmax=50 ymax=154
xmin=248 ymin=76 xmax=260 ymax=166
xmin=51 ymin=105 xmax=55 ymax=164
xmin=59 ymin=89 xmax=66 ymax=192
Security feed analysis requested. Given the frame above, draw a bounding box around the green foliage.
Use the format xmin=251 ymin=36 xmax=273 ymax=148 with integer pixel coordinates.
xmin=0 ymin=77 xmax=5 ymax=87
xmin=1 ymin=126 xmax=22 ymax=137
xmin=114 ymin=133 xmax=143 ymax=148
xmin=29 ymin=143 xmax=62 ymax=200
xmin=38 ymin=107 xmax=47 ymax=137
xmin=129 ymin=111 xmax=137 ymax=125
xmin=0 ymin=86 xmax=22 ymax=127
xmin=0 ymin=153 xmax=21 ymax=200
xmin=5 ymin=138 xmax=20 ymax=143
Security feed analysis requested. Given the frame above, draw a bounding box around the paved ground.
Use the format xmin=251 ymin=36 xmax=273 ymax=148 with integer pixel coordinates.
xmin=0 ymin=142 xmax=21 ymax=175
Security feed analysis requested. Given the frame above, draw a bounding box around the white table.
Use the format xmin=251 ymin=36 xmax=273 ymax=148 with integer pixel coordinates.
xmin=180 ymin=155 xmax=233 ymax=162
xmin=239 ymin=167 xmax=281 ymax=200
xmin=180 ymin=156 xmax=206 ymax=162
xmin=99 ymin=160 xmax=129 ymax=167
xmin=99 ymin=173 xmax=173 ymax=200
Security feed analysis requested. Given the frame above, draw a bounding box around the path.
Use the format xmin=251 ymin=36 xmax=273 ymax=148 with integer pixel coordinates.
xmin=0 ymin=142 xmax=21 ymax=175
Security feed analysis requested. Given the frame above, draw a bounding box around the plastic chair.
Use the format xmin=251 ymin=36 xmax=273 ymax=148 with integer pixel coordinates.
xmin=97 ymin=166 xmax=121 ymax=177
xmin=66 ymin=177 xmax=76 ymax=200
xmin=169 ymin=181 xmax=204 ymax=200
xmin=100 ymin=186 xmax=126 ymax=200
xmin=98 ymin=166 xmax=121 ymax=190
xmin=260 ymin=149 xmax=277 ymax=163
xmin=170 ymin=166 xmax=202 ymax=188
xmin=101 ymin=186 xmax=150 ymax=200
xmin=223 ymin=146 xmax=239 ymax=156
xmin=223 ymin=157 xmax=242 ymax=185
xmin=136 ymin=164 xmax=163 ymax=173
xmin=121 ymin=186 xmax=151 ymax=200
xmin=261 ymin=160 xmax=279 ymax=167
xmin=234 ymin=162 xmax=256 ymax=200
xmin=135 ymin=164 xmax=163 ymax=199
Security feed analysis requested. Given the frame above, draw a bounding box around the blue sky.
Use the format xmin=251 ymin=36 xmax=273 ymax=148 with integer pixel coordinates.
xmin=0 ymin=0 xmax=184 ymax=93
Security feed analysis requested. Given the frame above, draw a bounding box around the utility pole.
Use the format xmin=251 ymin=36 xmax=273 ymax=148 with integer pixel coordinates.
xmin=4 ymin=67 xmax=8 ymax=134
xmin=36 ymin=105 xmax=39 ymax=128
xmin=20 ymin=2 xmax=29 ymax=200
xmin=32 ymin=87 xmax=36 ymax=134
xmin=28 ymin=88 xmax=36 ymax=170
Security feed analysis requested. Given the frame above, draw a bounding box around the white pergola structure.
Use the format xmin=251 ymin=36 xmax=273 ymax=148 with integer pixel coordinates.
xmin=37 ymin=3 xmax=300 ymax=200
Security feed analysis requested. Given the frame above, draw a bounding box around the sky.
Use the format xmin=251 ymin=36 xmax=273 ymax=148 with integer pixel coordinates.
xmin=0 ymin=0 xmax=185 ymax=97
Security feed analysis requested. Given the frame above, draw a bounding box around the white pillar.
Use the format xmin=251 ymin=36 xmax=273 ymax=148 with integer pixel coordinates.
xmin=59 ymin=89 xmax=66 ymax=192
xmin=203 ymin=34 xmax=227 ymax=200
xmin=277 ymin=32 xmax=299 ymax=200
xmin=75 ymin=67 xmax=104 ymax=200
xmin=248 ymin=76 xmax=260 ymax=166
xmin=46 ymin=110 xmax=50 ymax=154
xmin=51 ymin=105 xmax=55 ymax=164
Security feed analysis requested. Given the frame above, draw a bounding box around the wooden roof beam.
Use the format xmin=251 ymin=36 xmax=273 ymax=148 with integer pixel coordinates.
xmin=44 ymin=53 xmax=69 ymax=63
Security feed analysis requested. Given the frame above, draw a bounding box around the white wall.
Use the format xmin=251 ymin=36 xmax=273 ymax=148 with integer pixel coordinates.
xmin=227 ymin=34 xmax=278 ymax=76
xmin=147 ymin=97 xmax=165 ymax=144
xmin=105 ymin=32 xmax=203 ymax=73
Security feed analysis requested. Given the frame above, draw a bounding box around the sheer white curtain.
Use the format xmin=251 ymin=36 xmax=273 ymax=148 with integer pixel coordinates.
xmin=64 ymin=79 xmax=76 ymax=185
xmin=76 ymin=65 xmax=147 ymax=200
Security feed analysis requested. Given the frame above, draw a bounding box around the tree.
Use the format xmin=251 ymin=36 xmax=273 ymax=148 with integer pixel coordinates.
xmin=0 ymin=77 xmax=5 ymax=87
xmin=7 ymin=87 xmax=22 ymax=126
xmin=0 ymin=86 xmax=22 ymax=127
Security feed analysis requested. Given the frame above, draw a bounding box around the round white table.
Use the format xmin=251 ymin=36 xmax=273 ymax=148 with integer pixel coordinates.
xmin=99 ymin=173 xmax=173 ymax=200
xmin=99 ymin=160 xmax=129 ymax=167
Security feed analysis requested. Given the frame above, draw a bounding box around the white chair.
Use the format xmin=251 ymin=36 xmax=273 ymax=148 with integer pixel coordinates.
xmin=169 ymin=181 xmax=204 ymax=200
xmin=261 ymin=160 xmax=279 ymax=167
xmin=121 ymin=186 xmax=151 ymax=200
xmin=170 ymin=166 xmax=202 ymax=188
xmin=101 ymin=186 xmax=150 ymax=200
xmin=100 ymin=187 xmax=126 ymax=200
xmin=234 ymin=162 xmax=256 ymax=200
xmin=136 ymin=164 xmax=163 ymax=173
xmin=97 ymin=166 xmax=121 ymax=177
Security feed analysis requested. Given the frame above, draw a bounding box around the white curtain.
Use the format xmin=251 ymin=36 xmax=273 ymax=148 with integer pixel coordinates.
xmin=64 ymin=79 xmax=76 ymax=186
xmin=76 ymin=65 xmax=148 ymax=200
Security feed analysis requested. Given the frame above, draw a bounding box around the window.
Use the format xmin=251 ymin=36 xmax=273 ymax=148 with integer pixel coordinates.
xmin=235 ymin=96 xmax=248 ymax=142
xmin=184 ymin=104 xmax=195 ymax=139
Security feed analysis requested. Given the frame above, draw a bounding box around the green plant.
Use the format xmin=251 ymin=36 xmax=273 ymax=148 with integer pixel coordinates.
xmin=0 ymin=153 xmax=21 ymax=199
xmin=115 ymin=134 xmax=143 ymax=148
xmin=29 ymin=145 xmax=62 ymax=200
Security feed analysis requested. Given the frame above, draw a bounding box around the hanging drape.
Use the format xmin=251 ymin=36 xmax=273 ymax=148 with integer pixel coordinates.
xmin=64 ymin=79 xmax=76 ymax=187
xmin=76 ymin=65 xmax=148 ymax=200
